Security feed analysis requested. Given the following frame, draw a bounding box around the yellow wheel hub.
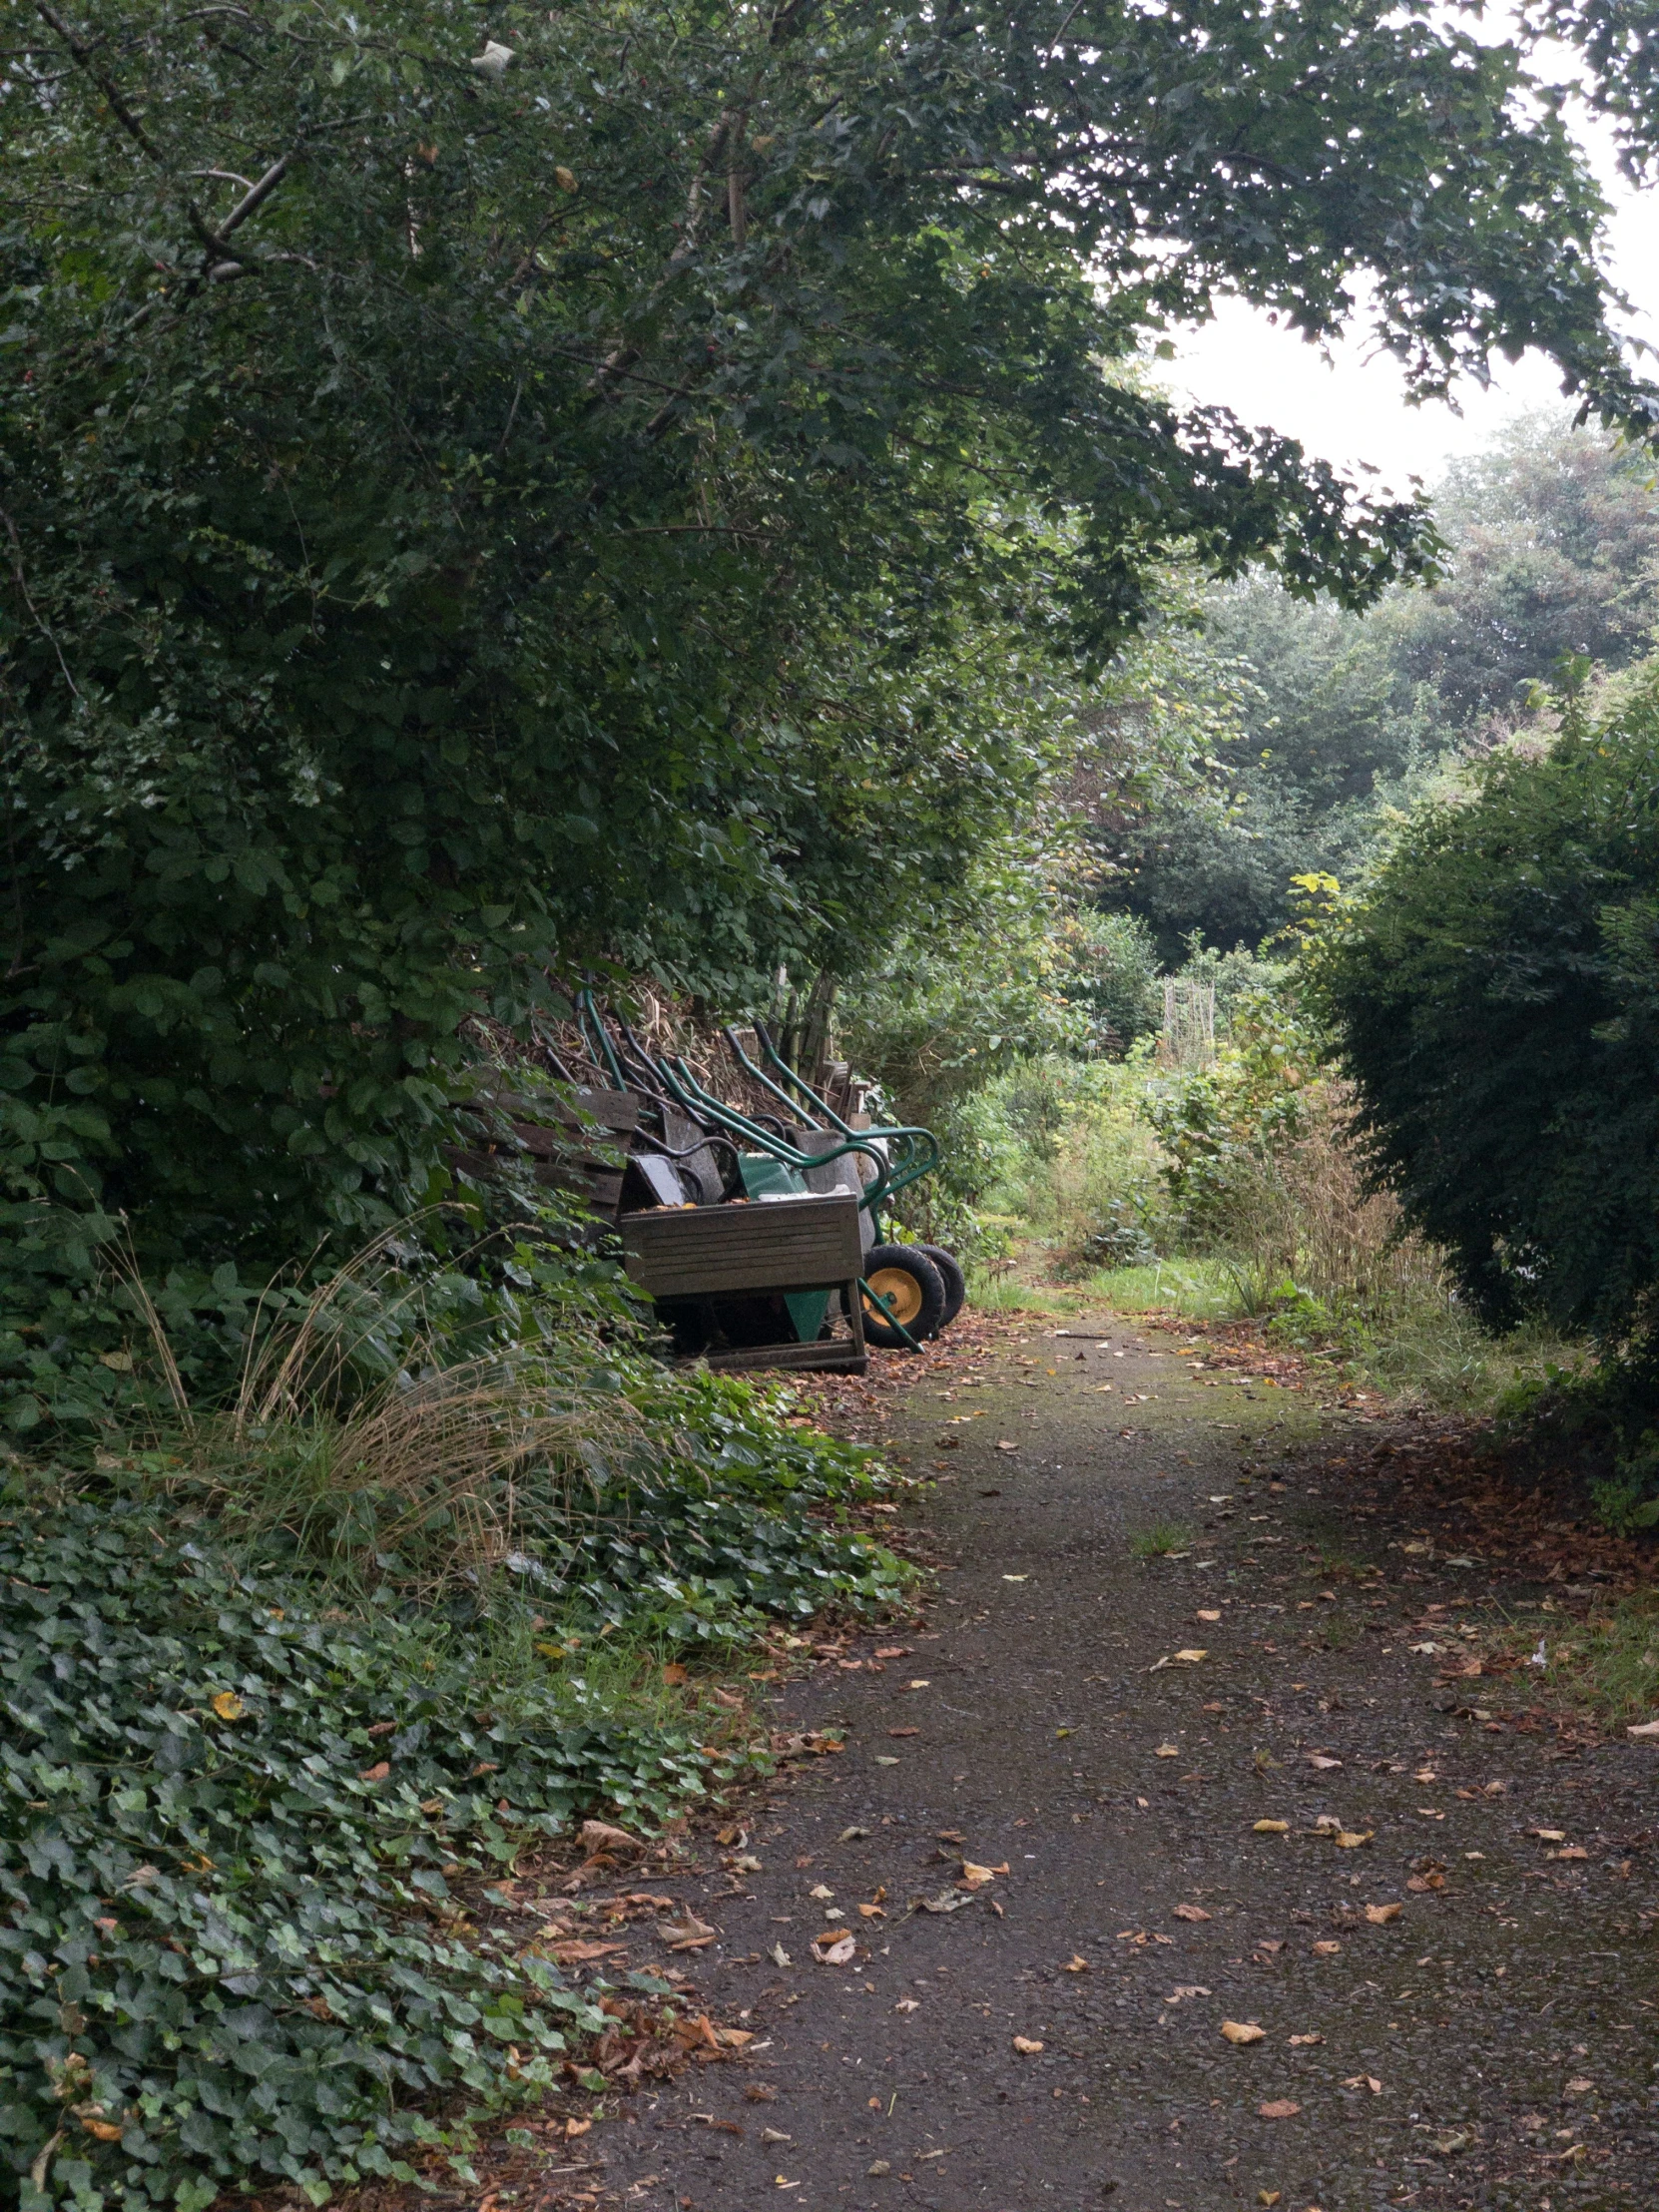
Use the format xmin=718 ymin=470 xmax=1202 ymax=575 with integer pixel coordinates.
xmin=864 ymin=1266 xmax=924 ymax=1326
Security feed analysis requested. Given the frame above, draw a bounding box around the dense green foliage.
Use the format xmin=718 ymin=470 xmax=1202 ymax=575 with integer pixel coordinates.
xmin=6 ymin=0 xmax=1657 ymax=1294
xmin=1316 ymin=679 xmax=1659 ymax=1345
xmin=1106 ymin=418 xmax=1659 ymax=953
xmin=0 ymin=1363 xmax=905 ymax=2210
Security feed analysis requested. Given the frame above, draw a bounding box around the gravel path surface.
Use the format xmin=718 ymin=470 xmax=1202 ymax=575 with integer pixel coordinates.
xmin=578 ymin=1314 xmax=1659 ymax=2212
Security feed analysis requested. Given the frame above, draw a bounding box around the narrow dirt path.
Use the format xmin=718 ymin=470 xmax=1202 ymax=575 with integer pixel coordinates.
xmin=583 ymin=1316 xmax=1659 ymax=2212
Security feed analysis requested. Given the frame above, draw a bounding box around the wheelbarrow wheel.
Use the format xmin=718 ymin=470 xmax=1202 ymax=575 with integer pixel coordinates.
xmin=914 ymin=1244 xmax=966 ymax=1329
xmin=861 ymin=1245 xmax=945 ymax=1349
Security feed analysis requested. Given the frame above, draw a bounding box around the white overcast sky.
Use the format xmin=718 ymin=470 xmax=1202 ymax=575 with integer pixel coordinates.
xmin=1168 ymin=47 xmax=1659 ymax=496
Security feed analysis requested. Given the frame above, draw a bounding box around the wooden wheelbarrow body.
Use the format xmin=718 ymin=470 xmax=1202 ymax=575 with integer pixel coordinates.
xmin=620 ymin=1192 xmax=867 ymax=1374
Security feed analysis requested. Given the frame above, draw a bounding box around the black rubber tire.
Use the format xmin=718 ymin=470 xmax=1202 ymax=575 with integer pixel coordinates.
xmin=915 ymin=1243 xmax=966 ymax=1329
xmin=860 ymin=1244 xmax=945 ymax=1349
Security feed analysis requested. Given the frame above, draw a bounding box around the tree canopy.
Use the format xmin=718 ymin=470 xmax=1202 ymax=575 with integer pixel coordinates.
xmin=4 ymin=0 xmax=1658 ymax=1277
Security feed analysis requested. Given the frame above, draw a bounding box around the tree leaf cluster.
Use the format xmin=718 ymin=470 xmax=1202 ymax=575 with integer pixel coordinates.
xmin=5 ymin=0 xmax=1654 ymax=1286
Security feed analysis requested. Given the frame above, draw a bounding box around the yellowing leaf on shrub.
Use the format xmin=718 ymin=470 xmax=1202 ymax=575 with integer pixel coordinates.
xmin=211 ymin=1692 xmax=244 ymax=1722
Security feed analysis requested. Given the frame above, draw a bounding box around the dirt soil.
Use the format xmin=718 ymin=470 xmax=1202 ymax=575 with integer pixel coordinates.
xmin=545 ymin=1315 xmax=1659 ymax=2212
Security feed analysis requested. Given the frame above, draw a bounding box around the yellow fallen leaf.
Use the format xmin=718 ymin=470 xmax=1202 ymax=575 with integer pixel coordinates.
xmin=1253 ymin=1820 xmax=1289 ymax=1834
xmin=210 ymin=1692 xmax=244 ymax=1722
xmin=856 ymin=1902 xmax=884 ymax=1919
xmin=1062 ymin=1954 xmax=1089 ymax=1972
xmin=1196 ymin=1609 xmax=1222 ymax=1622
xmin=1289 ymin=2032 xmax=1322 ymax=2047
xmin=565 ymin=2117 xmax=592 ymax=2138
xmin=1155 ymin=1743 xmax=1180 ymax=1758
xmin=1173 ymin=1648 xmax=1208 ymax=1663
xmin=1365 ymin=1903 xmax=1401 ymax=1925
xmin=1259 ymin=2194 xmax=1283 ymax=2208
xmin=959 ymin=1861 xmax=1006 ymax=1889
xmin=1221 ymin=2019 xmax=1266 ymax=2045
xmin=1335 ymin=1830 xmax=1373 ymax=1849
xmin=1012 ymin=2035 xmax=1044 ymax=2054
xmin=1311 ymin=1939 xmax=1342 ymax=1955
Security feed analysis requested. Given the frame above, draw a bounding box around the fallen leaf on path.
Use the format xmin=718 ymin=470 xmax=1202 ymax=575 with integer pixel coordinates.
xmin=1628 ymin=1719 xmax=1659 ymax=1739
xmin=1342 ymin=2074 xmax=1382 ymax=2094
xmin=1196 ymin=1609 xmax=1222 ymax=1623
xmin=1306 ymin=1755 xmax=1343 ymax=1771
xmin=762 ymin=2127 xmax=793 ymax=2144
xmin=1155 ymin=1743 xmax=1180 ymax=1758
xmin=874 ymin=1646 xmax=910 ymax=1660
xmin=894 ymin=1997 xmax=919 ymax=2012
xmin=810 ymin=1884 xmax=834 ymax=1899
xmin=1259 ymin=2194 xmax=1282 ymax=2207
xmin=811 ymin=1931 xmax=856 ymax=1965
xmin=1062 ymin=1954 xmax=1090 ymax=1972
xmin=769 ymin=1941 xmax=791 ymax=1966
xmin=887 ymin=1727 xmax=919 ymax=1738
xmin=1221 ymin=2020 xmax=1266 ymax=2045
xmin=995 ymin=1441 xmax=1019 ymax=1453
xmin=1365 ymin=1903 xmax=1401 ymax=1925
xmin=959 ymin=1861 xmax=1008 ymax=1889
xmin=1548 ymin=1846 xmax=1588 ymax=1862
xmin=919 ymin=1889 xmax=973 ymax=1914
xmin=1311 ymin=1940 xmax=1341 ymax=1955
xmin=1565 ymin=2076 xmax=1594 ymax=2093
xmin=1012 ymin=2035 xmax=1044 ymax=2054
xmin=905 ymin=1678 xmax=931 ymax=1690
xmin=857 ymin=1903 xmax=885 ymax=1919
xmin=547 ymin=1938 xmax=630 ymax=1963
xmin=1253 ymin=1820 xmax=1290 ymax=1835
xmin=1289 ymin=2033 xmax=1322 ymax=2046
xmin=1172 ymin=1904 xmax=1211 ymax=1923
xmin=1334 ymin=1830 xmax=1373 ymax=1849
xmin=1001 ymin=1573 xmax=1027 ymax=1581
xmin=1258 ymin=2099 xmax=1301 ymax=2119
xmin=1172 ymin=1648 xmax=1209 ymax=1663
xmin=1526 ymin=1828 xmax=1565 ymax=1842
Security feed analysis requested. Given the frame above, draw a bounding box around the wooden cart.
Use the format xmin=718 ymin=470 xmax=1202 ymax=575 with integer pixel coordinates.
xmin=620 ymin=1192 xmax=867 ymax=1374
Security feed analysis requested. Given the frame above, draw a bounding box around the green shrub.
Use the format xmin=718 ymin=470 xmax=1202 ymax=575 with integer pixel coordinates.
xmin=1315 ymin=675 xmax=1659 ymax=1345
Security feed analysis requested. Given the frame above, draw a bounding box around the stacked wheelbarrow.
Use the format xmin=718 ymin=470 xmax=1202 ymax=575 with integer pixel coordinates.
xmin=513 ymin=994 xmax=966 ymax=1374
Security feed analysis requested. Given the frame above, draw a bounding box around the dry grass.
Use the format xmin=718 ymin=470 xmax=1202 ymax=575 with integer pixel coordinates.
xmin=122 ymin=1230 xmax=648 ymax=1594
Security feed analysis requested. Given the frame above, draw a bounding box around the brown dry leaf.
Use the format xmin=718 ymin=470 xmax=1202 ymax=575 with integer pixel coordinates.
xmin=1172 ymin=1648 xmax=1209 ymax=1664
xmin=210 ymin=1692 xmax=244 ymax=1723
xmin=1257 ymin=2099 xmax=1301 ymax=2119
xmin=1549 ymin=1846 xmax=1589 ymax=1862
xmin=548 ymin=1938 xmax=630 ymax=1964
xmin=1311 ymin=1939 xmax=1341 ymax=1956
xmin=874 ymin=1646 xmax=910 ymax=1659
xmin=1365 ymin=1903 xmax=1401 ymax=1926
xmin=1062 ymin=1954 xmax=1090 ymax=1972
xmin=811 ymin=1931 xmax=856 ymax=1965
xmin=887 ymin=1726 xmax=919 ymax=1738
xmin=1627 ymin=1719 xmax=1659 ymax=1739
xmin=1172 ymin=1904 xmax=1211 ymax=1923
xmin=1012 ymin=2035 xmax=1044 ymax=2055
xmin=662 ymin=1915 xmax=719 ymax=1950
xmin=856 ymin=1903 xmax=884 ymax=1919
xmin=1155 ymin=1743 xmax=1180 ymax=1758
xmin=662 ymin=1663 xmax=688 ymax=1687
xmin=1335 ymin=1830 xmax=1373 ymax=1849
xmin=357 ymin=1761 xmax=390 ymax=1782
xmin=1565 ymin=2076 xmax=1594 ymax=2093
xmin=1221 ymin=2020 xmax=1266 ymax=2045
xmin=580 ymin=1819 xmax=643 ymax=1855
xmin=1253 ymin=1820 xmax=1290 ymax=1835
xmin=1196 ymin=1609 xmax=1223 ymax=1623
xmin=1288 ymin=2032 xmax=1322 ymax=2047
xmin=1259 ymin=2194 xmax=1283 ymax=2208
xmin=566 ymin=2118 xmax=593 ymax=2139
xmin=959 ymin=1861 xmax=1008 ymax=1889
xmin=1306 ymin=1754 xmax=1343 ymax=1771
